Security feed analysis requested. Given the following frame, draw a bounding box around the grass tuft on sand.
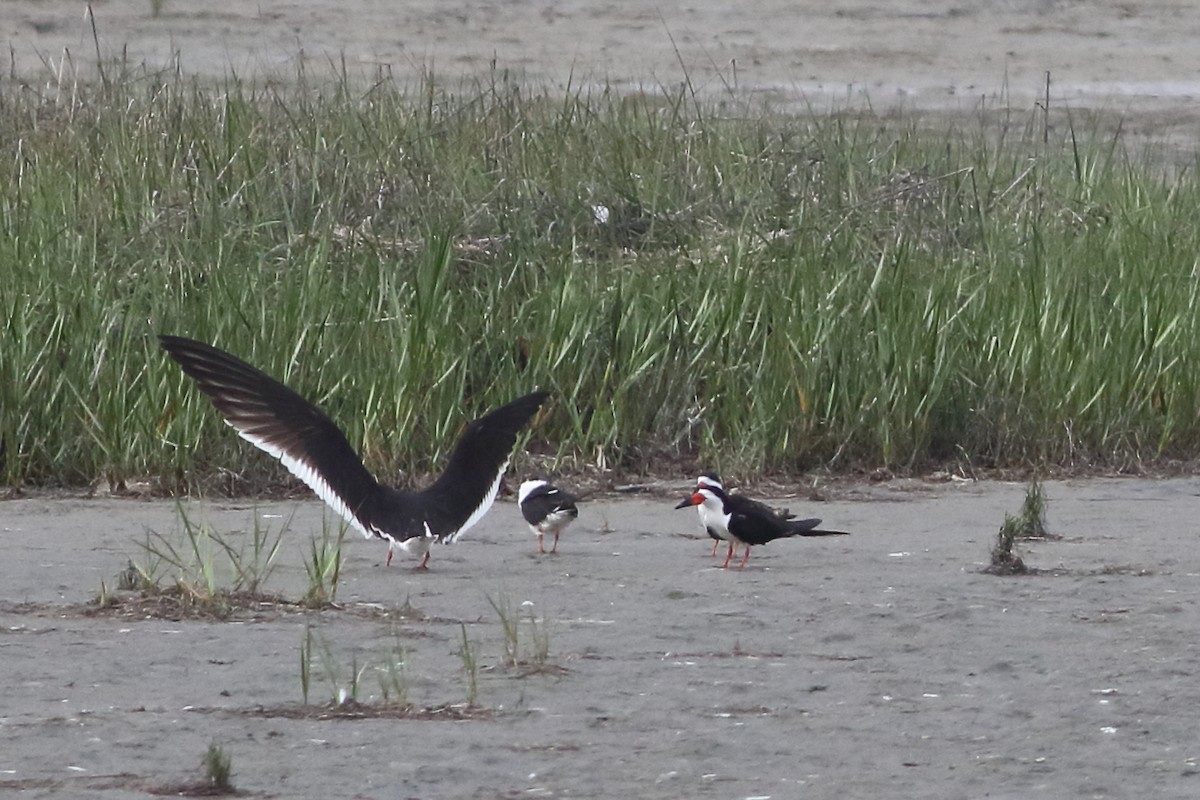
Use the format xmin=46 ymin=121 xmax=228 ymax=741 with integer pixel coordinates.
xmin=985 ymin=478 xmax=1054 ymax=575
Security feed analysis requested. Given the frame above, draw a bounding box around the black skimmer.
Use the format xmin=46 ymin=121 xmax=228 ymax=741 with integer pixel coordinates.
xmin=678 ymin=473 xmax=800 ymax=557
xmin=517 ymin=479 xmax=579 ymax=554
xmin=159 ymin=335 xmax=548 ymax=569
xmin=676 ymin=484 xmax=848 ymax=568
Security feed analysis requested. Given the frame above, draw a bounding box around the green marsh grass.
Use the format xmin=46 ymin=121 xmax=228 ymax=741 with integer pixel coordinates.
xmin=138 ymin=503 xmax=232 ymax=613
xmin=986 ymin=478 xmax=1053 ymax=574
xmin=105 ymin=502 xmax=288 ymax=616
xmin=201 ymin=741 xmax=235 ymax=794
xmin=4 ymin=66 xmax=1200 ymax=487
xmin=155 ymin=740 xmax=236 ymax=796
xmin=988 ymin=513 xmax=1029 ymax=576
xmin=486 ymin=593 xmax=522 ymax=667
xmin=486 ymin=593 xmax=558 ymax=672
xmin=1016 ymin=476 xmax=1050 ymax=539
xmin=297 ymin=624 xmax=419 ymax=712
xmin=299 ymin=622 xmax=369 ymax=706
xmin=302 ymin=517 xmax=347 ymax=608
xmin=457 ymin=622 xmax=480 ymax=706
xmin=375 ymin=626 xmax=411 ymax=708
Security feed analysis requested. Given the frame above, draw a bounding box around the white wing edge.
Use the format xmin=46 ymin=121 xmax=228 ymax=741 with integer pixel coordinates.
xmin=444 ymin=459 xmax=509 ymax=543
xmin=234 ymin=425 xmax=377 ymax=542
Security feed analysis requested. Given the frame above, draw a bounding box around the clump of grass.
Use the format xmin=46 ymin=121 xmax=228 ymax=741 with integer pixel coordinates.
xmin=486 ymin=594 xmax=521 ymax=667
xmin=985 ymin=478 xmax=1052 ymax=575
xmin=1016 ymin=477 xmax=1050 ymax=538
xmin=289 ymin=624 xmax=495 ymax=719
xmin=987 ymin=513 xmax=1029 ymax=575
xmin=201 ymin=742 xmax=234 ymax=793
xmin=146 ymin=503 xmax=223 ymax=610
xmin=93 ymin=579 xmax=118 ymax=610
xmin=457 ymin=623 xmax=480 ymax=707
xmin=94 ymin=503 xmax=288 ymax=618
xmin=375 ymin=627 xmax=410 ymax=708
xmin=151 ymin=740 xmax=238 ymax=796
xmin=527 ymin=610 xmax=554 ymax=671
xmin=299 ymin=623 xmax=409 ymax=709
xmin=101 ymin=502 xmax=338 ymax=616
xmin=150 ymin=740 xmax=238 ymax=796
xmin=299 ymin=623 xmax=367 ymax=707
xmin=486 ymin=593 xmax=561 ymax=674
xmin=301 ymin=518 xmax=346 ymax=608
xmin=299 ymin=625 xmax=313 ymax=705
xmin=124 ymin=504 xmax=232 ymax=616
xmin=218 ymin=508 xmax=289 ymax=595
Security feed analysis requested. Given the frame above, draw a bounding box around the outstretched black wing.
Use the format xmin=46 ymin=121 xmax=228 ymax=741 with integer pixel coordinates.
xmin=159 ymin=334 xmax=383 ymax=539
xmin=419 ymin=391 xmax=550 ymax=540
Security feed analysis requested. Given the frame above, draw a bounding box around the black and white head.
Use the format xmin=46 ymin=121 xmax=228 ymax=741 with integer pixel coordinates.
xmin=693 ymin=474 xmax=726 ymax=517
xmin=684 ymin=486 xmax=729 ymax=515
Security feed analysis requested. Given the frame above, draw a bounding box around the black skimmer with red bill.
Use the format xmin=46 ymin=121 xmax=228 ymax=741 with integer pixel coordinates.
xmin=676 ymin=484 xmax=848 ymax=568
xmin=678 ymin=473 xmax=802 ymax=558
xmin=159 ymin=335 xmax=548 ymax=569
xmin=518 ymin=479 xmax=579 ymax=554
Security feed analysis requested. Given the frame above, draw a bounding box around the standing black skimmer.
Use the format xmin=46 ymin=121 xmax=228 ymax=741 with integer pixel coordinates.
xmin=676 ymin=484 xmax=848 ymax=568
xmin=678 ymin=473 xmax=801 ymax=558
xmin=159 ymin=335 xmax=548 ymax=569
xmin=518 ymin=479 xmax=579 ymax=554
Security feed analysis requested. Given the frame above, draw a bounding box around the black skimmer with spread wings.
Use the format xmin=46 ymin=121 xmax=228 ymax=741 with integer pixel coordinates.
xmin=518 ymin=479 xmax=579 ymax=554
xmin=676 ymin=484 xmax=848 ymax=568
xmin=159 ymin=335 xmax=548 ymax=569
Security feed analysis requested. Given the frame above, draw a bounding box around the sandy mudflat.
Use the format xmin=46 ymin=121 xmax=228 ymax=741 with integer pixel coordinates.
xmin=2 ymin=478 xmax=1200 ymax=798
xmin=4 ymin=1 xmax=1200 ymax=124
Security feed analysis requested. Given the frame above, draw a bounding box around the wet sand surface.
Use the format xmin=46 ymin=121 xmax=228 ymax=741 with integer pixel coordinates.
xmin=3 ymin=478 xmax=1200 ymax=798
xmin=4 ymin=1 xmax=1200 ymax=120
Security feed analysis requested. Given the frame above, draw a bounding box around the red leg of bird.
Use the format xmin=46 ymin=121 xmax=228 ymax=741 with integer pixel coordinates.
xmin=721 ymin=543 xmax=734 ymax=569
xmin=737 ymin=547 xmax=751 ymax=569
xmin=386 ymin=549 xmax=393 ymax=567
xmin=538 ymin=535 xmax=545 ymax=554
xmin=414 ymin=551 xmax=430 ymax=571
xmin=710 ymin=539 xmax=719 ymax=556
xmin=551 ymin=532 xmax=559 ymax=554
